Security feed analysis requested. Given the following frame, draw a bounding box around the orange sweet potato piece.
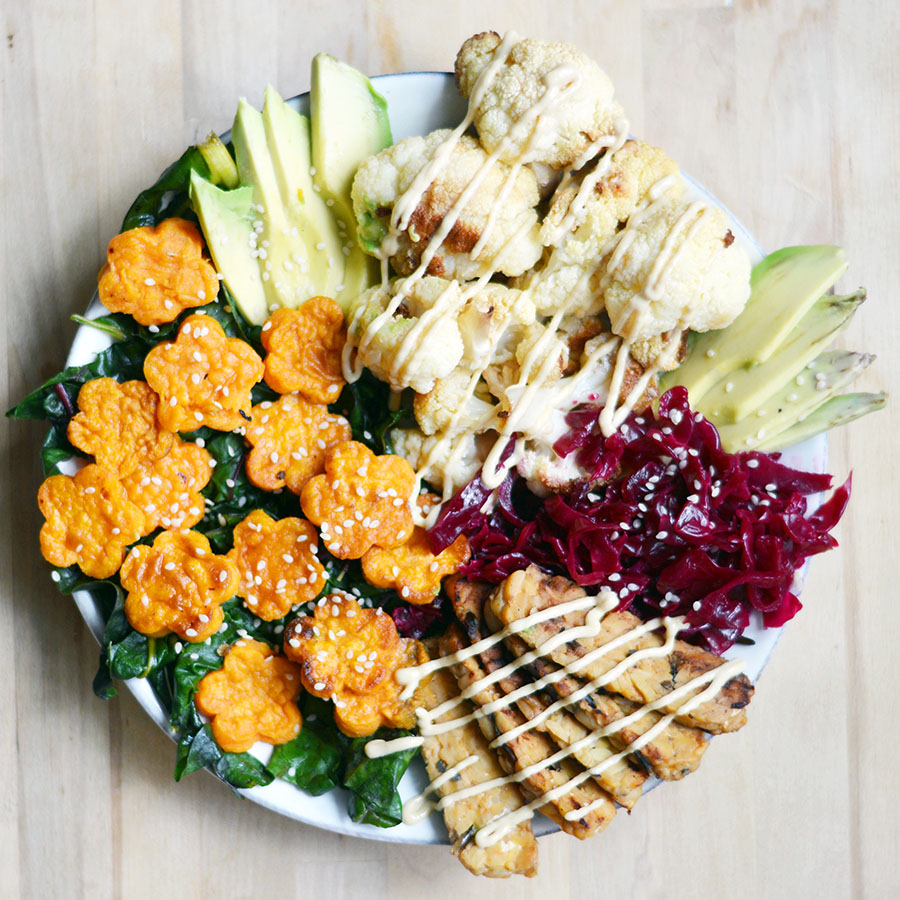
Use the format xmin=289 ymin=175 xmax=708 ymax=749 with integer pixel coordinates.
xmin=244 ymin=393 xmax=351 ymax=496
xmin=67 ymin=378 xmax=174 ymax=476
xmin=361 ymin=527 xmax=470 ymax=604
xmin=300 ymin=441 xmax=415 ymax=559
xmin=195 ymin=638 xmax=302 ymax=753
xmin=98 ymin=218 xmax=219 ymax=326
xmin=227 ymin=510 xmax=326 ymax=621
xmin=120 ymin=440 xmax=213 ymax=533
xmin=283 ymin=592 xmax=427 ymax=737
xmin=38 ymin=464 xmax=147 ymax=579
xmin=120 ymin=530 xmax=239 ymax=642
xmin=144 ymin=314 xmax=263 ymax=432
xmin=261 ymin=298 xmax=347 ymax=403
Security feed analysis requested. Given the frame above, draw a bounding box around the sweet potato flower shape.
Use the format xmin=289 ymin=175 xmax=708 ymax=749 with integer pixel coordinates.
xmin=120 ymin=530 xmax=239 ymax=642
xmin=195 ymin=639 xmax=302 ymax=753
xmin=283 ymin=593 xmax=427 ymax=737
xmin=67 ymin=378 xmax=174 ymax=476
xmin=38 ymin=464 xmax=147 ymax=579
xmin=261 ymin=298 xmax=347 ymax=403
xmin=144 ymin=314 xmax=263 ymax=432
xmin=227 ymin=510 xmax=326 ymax=621
xmin=245 ymin=393 xmax=351 ymax=495
xmin=98 ymin=218 xmax=219 ymax=326
xmin=300 ymin=441 xmax=416 ymax=559
xmin=362 ymin=526 xmax=470 ymax=604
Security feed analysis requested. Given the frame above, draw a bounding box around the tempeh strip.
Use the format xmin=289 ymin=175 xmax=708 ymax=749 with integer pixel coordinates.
xmin=492 ymin=567 xmax=753 ymax=734
xmin=450 ymin=578 xmax=647 ymax=810
xmin=518 ymin=644 xmax=708 ymax=781
xmin=503 ymin=632 xmax=646 ymax=808
xmin=418 ymin=664 xmax=538 ymax=878
xmin=441 ymin=627 xmax=616 ymax=839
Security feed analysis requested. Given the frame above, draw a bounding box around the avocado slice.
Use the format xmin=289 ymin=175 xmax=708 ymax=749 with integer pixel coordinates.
xmin=232 ymin=97 xmax=322 ymax=316
xmin=665 ymin=245 xmax=849 ymax=403
xmin=695 ymin=289 xmax=866 ymax=424
xmin=754 ymin=391 xmax=888 ymax=452
xmin=310 ymin=53 xmax=392 ymax=309
xmin=261 ymin=86 xmax=343 ymax=300
xmin=715 ymin=349 xmax=875 ymax=451
xmin=189 ymin=171 xmax=268 ymax=325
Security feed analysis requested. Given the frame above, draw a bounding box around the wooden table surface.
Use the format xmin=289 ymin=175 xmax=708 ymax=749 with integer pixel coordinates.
xmin=3 ymin=2 xmax=898 ymax=898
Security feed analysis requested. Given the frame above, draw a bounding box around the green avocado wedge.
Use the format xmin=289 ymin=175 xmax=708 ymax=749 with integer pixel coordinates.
xmin=694 ymin=289 xmax=866 ymax=424
xmin=189 ymin=173 xmax=269 ymax=325
xmin=665 ymin=245 xmax=849 ymax=404
xmin=310 ymin=53 xmax=392 ymax=311
xmin=754 ymin=391 xmax=888 ymax=452
xmin=714 ymin=349 xmax=875 ymax=451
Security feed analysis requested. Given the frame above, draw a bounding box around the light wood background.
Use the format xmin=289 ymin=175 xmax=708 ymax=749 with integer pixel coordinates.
xmin=3 ymin=2 xmax=898 ymax=898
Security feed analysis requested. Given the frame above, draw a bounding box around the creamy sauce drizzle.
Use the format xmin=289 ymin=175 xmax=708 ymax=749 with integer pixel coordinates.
xmin=364 ymin=588 xmax=745 ymax=846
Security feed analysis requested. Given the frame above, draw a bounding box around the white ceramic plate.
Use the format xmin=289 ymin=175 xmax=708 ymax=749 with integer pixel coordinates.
xmin=63 ymin=72 xmax=826 ymax=845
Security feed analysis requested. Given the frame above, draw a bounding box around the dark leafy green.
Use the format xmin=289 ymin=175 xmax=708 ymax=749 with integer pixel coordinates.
xmin=342 ymin=730 xmax=418 ymax=827
xmin=174 ymin=721 xmax=274 ymax=789
xmin=268 ymin=696 xmax=347 ymax=795
xmin=334 ymin=369 xmax=414 ymax=455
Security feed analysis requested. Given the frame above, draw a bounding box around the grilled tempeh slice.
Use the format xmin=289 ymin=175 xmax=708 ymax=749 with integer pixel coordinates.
xmin=419 ymin=665 xmax=539 ymax=878
xmin=449 ymin=578 xmax=646 ymax=810
xmin=499 ymin=632 xmax=646 ymax=808
xmin=492 ymin=567 xmax=753 ymax=734
xmin=441 ymin=627 xmax=616 ymax=839
xmin=515 ymin=638 xmax=709 ymax=781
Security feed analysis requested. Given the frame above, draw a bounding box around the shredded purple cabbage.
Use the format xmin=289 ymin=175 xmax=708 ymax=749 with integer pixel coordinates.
xmin=430 ymin=387 xmax=851 ymax=654
xmin=390 ymin=596 xmax=446 ymax=639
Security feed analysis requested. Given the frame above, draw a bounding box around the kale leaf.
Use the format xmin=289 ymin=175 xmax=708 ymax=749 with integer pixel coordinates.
xmin=342 ymin=730 xmax=418 ymax=828
xmin=268 ymin=696 xmax=347 ymax=796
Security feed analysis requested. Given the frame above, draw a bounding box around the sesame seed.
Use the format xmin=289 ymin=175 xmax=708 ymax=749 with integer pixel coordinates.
xmin=185 ymin=628 xmax=197 ymax=637
xmin=608 ymin=573 xmax=621 ymax=582
xmin=144 ymin=277 xmax=156 ymax=286
xmin=746 ymin=459 xmax=760 ymax=469
xmin=692 ymin=601 xmax=702 ymax=611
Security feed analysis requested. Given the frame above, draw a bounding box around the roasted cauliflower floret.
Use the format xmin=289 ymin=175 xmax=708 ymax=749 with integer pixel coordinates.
xmin=542 ymin=140 xmax=682 ymax=247
xmin=391 ymin=428 xmax=483 ymax=498
xmin=349 ymin=276 xmax=465 ymax=393
xmin=352 ymin=130 xmax=542 ymax=279
xmin=456 ymin=282 xmax=536 ymax=369
xmin=455 ymin=32 xmax=624 ymax=169
xmin=520 ymin=141 xmax=683 ymax=318
xmin=413 ymin=370 xmax=494 ymax=437
xmin=483 ymin=322 xmax=568 ymax=412
xmin=603 ymin=197 xmax=751 ymax=345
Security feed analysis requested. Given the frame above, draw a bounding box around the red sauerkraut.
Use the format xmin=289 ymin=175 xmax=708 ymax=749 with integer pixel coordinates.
xmin=430 ymin=387 xmax=850 ymax=654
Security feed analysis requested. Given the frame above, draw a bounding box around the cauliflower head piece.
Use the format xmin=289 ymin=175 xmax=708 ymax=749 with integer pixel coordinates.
xmin=603 ymin=197 xmax=751 ymax=346
xmin=455 ymin=32 xmax=624 ymax=169
xmin=391 ymin=427 xmax=484 ymax=497
xmin=351 ymin=129 xmax=542 ymax=280
xmin=413 ymin=370 xmax=495 ymax=437
xmin=517 ymin=141 xmax=683 ymax=319
xmin=456 ymin=281 xmax=537 ymax=369
xmin=349 ymin=276 xmax=465 ymax=393
xmin=542 ymin=140 xmax=682 ymax=248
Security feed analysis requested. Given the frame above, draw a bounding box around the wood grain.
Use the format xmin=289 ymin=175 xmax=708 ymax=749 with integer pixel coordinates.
xmin=3 ymin=2 xmax=898 ymax=898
